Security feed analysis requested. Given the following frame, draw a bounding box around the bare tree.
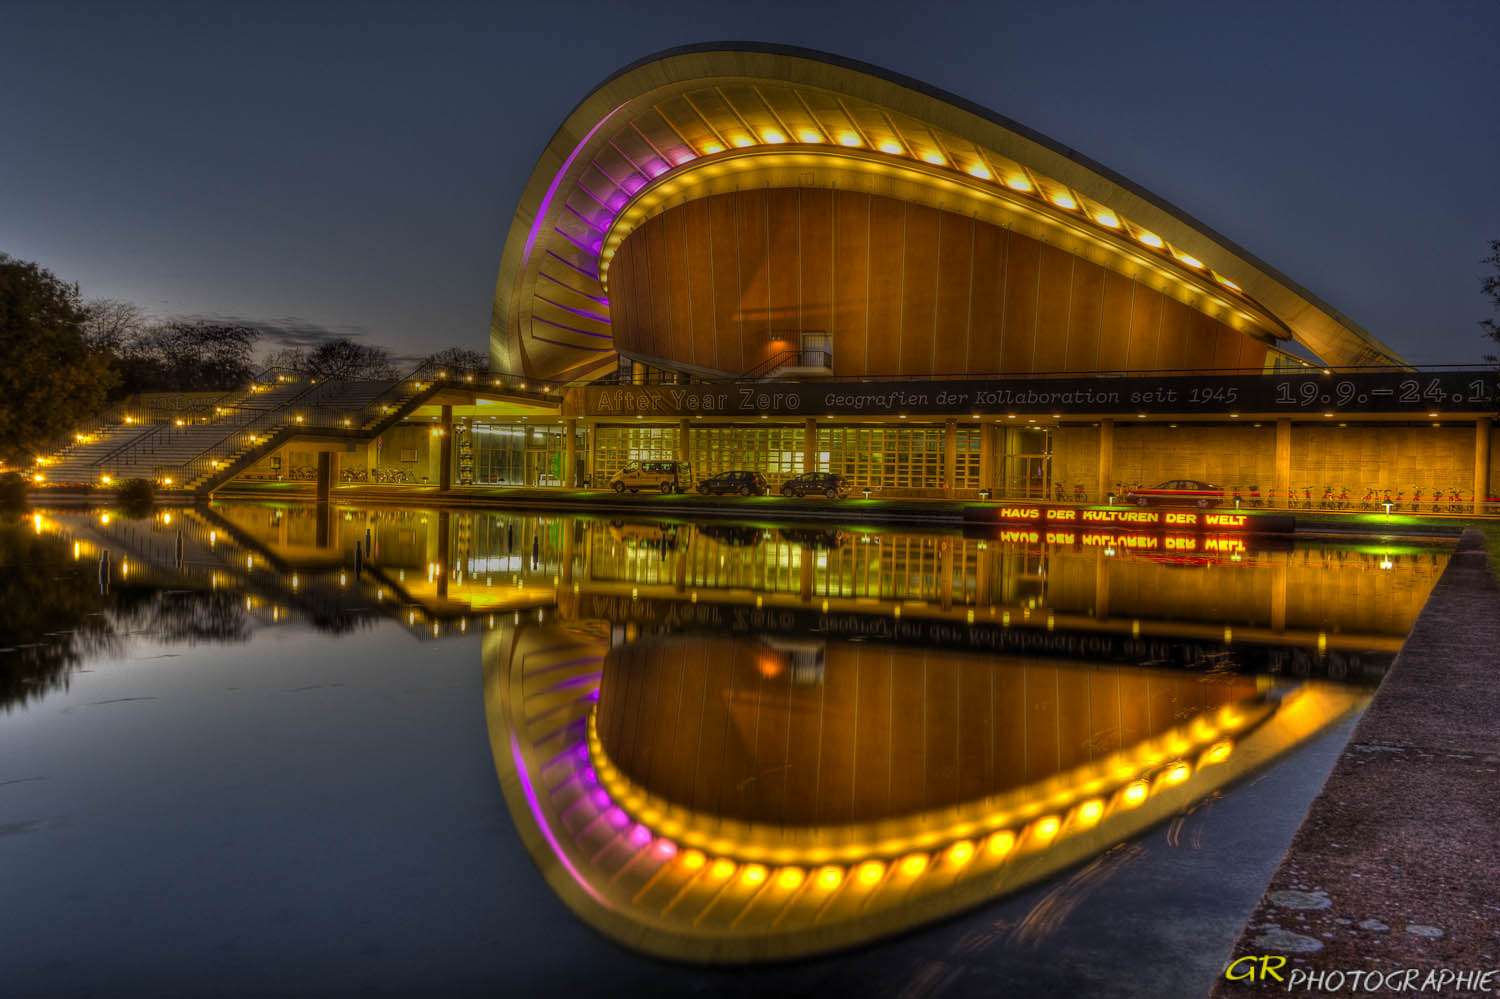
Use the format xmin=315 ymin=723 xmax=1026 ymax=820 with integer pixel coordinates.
xmin=1482 ymin=239 xmax=1500 ymax=348
xmin=298 ymin=338 xmax=396 ymax=381
xmin=80 ymin=298 xmax=148 ymax=352
xmin=426 ymin=346 xmax=488 ymax=373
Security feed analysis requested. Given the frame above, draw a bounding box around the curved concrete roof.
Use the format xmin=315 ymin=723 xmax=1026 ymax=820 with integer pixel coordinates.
xmin=492 ymin=42 xmax=1406 ymax=381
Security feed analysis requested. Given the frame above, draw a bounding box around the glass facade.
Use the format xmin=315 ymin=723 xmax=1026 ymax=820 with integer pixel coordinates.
xmin=472 ymin=423 xmax=580 ymax=486
xmin=592 ymin=426 xmax=678 ymax=483
xmin=688 ymin=426 xmax=805 ymax=484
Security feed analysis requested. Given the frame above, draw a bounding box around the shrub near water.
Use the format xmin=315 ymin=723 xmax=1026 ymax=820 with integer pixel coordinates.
xmin=113 ymin=478 xmax=155 ymax=515
xmin=0 ymin=471 xmax=27 ymax=510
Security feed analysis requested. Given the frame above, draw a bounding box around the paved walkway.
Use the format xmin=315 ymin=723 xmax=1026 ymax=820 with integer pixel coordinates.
xmin=1212 ymin=528 xmax=1500 ymax=996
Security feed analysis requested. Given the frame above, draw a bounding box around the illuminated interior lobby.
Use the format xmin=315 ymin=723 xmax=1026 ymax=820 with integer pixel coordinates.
xmin=475 ymin=43 xmax=1500 ymax=508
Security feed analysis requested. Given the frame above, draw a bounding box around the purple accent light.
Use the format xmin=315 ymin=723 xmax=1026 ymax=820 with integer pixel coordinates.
xmin=521 ymin=103 xmax=625 ymax=267
xmin=629 ymin=823 xmax=652 ymax=846
xmin=535 ymin=315 xmax=612 ymax=340
xmin=645 ymin=158 xmax=668 ymax=178
xmin=536 ymin=295 xmax=610 ymax=325
xmin=539 ymin=271 xmax=610 ymax=307
xmin=672 ymin=149 xmax=696 ymax=166
xmin=590 ymin=788 xmax=611 ymax=809
xmin=606 ymin=807 xmax=629 ymax=829
xmin=622 ymin=174 xmax=645 ymax=195
xmin=508 ymin=731 xmax=604 ymax=904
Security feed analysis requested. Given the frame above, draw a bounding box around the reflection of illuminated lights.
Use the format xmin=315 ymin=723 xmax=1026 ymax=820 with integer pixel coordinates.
xmin=816 ymin=866 xmax=844 ymax=890
xmin=856 ymin=860 xmax=885 ymax=886
xmin=1121 ymin=781 xmax=1149 ymax=808
xmin=1163 ymin=762 xmax=1191 ymax=785
xmin=1075 ymin=799 xmax=1105 ymax=826
xmin=899 ymin=854 xmax=928 ymax=877
xmin=1031 ymin=817 xmax=1060 ymax=842
xmin=777 ymin=867 xmax=805 ymax=890
xmin=987 ymin=830 xmax=1016 ymax=856
xmin=947 ymin=840 xmax=975 ymax=866
xmin=1203 ymin=741 xmax=1234 ymax=765
xmin=741 ymin=864 xmax=768 ymax=886
xmin=681 ymin=849 xmax=706 ymax=871
xmin=709 ymin=858 xmax=737 ymax=881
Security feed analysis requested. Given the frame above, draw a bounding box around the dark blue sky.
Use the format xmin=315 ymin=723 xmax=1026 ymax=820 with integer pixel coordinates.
xmin=3 ymin=1 xmax=1497 ymax=365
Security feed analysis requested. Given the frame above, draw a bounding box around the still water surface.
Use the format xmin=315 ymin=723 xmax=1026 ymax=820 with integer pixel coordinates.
xmin=0 ymin=504 xmax=1449 ymax=996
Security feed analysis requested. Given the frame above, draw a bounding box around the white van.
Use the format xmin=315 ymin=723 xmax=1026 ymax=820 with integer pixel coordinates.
xmin=606 ymin=460 xmax=693 ymax=494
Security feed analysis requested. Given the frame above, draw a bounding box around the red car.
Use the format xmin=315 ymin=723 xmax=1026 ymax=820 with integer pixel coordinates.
xmin=1124 ymin=479 xmax=1224 ymax=508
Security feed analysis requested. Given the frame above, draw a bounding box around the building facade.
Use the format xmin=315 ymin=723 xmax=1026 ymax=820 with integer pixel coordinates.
xmin=479 ymin=44 xmax=1495 ymax=505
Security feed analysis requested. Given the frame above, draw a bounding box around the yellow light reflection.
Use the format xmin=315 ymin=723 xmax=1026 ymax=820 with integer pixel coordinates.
xmin=855 ymin=860 xmax=885 ymax=886
xmin=815 ymin=866 xmax=844 ymax=890
xmin=777 ymin=867 xmax=804 ymax=890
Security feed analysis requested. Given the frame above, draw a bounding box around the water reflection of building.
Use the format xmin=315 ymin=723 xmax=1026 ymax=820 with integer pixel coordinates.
xmin=194 ymin=504 xmax=1446 ymax=662
xmin=483 ymin=617 xmax=1369 ymax=962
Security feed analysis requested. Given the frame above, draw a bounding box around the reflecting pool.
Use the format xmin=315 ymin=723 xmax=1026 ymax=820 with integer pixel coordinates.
xmin=0 ymin=504 xmax=1451 ymax=994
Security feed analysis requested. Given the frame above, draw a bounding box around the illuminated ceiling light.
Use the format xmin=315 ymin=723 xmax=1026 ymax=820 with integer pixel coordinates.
xmin=761 ymin=129 xmax=786 ymax=144
xmin=1138 ymin=230 xmax=1164 ymax=248
xmin=701 ymin=141 xmax=723 ymax=154
xmin=837 ymin=132 xmax=862 ymax=147
xmin=878 ymin=139 xmax=903 ymax=155
xmin=1178 ymin=253 xmax=1203 ymax=268
xmin=1076 ymin=799 xmax=1105 ymax=825
xmin=815 ymin=866 xmax=843 ymax=890
xmin=967 ymin=163 xmax=992 ymax=180
xmin=1217 ymin=275 xmax=1242 ymax=292
xmin=709 ymin=858 xmax=737 ymax=880
xmin=855 ymin=860 xmax=885 ymax=886
xmin=1095 ymin=211 xmax=1120 ymax=227
xmin=1121 ymin=781 xmax=1149 ymax=807
xmin=947 ymin=840 xmax=975 ymax=866
xmin=1031 ymin=816 xmax=1060 ymax=840
xmin=797 ymin=129 xmax=822 ymax=143
xmin=1005 ymin=175 xmax=1032 ymax=192
xmin=680 ymin=850 xmax=706 ymax=871
xmin=729 ymin=134 xmax=754 ymax=148
xmin=777 ymin=867 xmax=805 ymax=890
xmin=1051 ymin=192 xmax=1077 ymax=210
xmin=920 ymin=149 xmax=944 ymax=165
xmin=740 ymin=863 xmax=768 ymax=886
xmin=1164 ymin=762 xmax=1191 ymax=785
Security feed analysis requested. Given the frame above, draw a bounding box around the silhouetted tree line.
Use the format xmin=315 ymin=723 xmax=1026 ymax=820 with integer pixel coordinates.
xmin=2 ymin=251 xmax=488 ymax=462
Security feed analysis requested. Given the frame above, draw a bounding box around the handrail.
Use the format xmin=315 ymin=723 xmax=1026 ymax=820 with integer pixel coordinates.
xmin=742 ymin=349 xmax=800 ymax=379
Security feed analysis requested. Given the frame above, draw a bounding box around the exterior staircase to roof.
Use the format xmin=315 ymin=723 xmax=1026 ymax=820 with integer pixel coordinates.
xmin=33 ymin=361 xmax=563 ymax=495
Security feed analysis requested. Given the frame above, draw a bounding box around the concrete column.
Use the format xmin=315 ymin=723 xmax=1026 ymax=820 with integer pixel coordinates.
xmin=1274 ymin=420 xmax=1292 ymax=509
xmin=678 ymin=418 xmax=690 ymax=463
xmin=564 ymin=418 xmax=577 ymax=488
xmin=803 ymin=417 xmax=817 ymax=473
xmin=1270 ymin=556 xmax=1287 ymax=633
xmin=943 ymin=419 xmax=957 ymax=493
xmin=939 ymin=540 xmax=954 ymax=611
xmin=979 ymin=423 xmax=995 ymax=494
xmin=436 ymin=510 xmax=450 ymax=599
xmin=975 ymin=544 xmax=993 ymax=604
xmin=1094 ymin=549 xmax=1110 ymax=619
xmin=582 ymin=421 xmax=595 ymax=487
xmin=1097 ymin=420 xmax=1114 ymax=504
xmin=1475 ymin=420 xmax=1491 ymax=514
xmin=316 ymin=451 xmax=332 ymax=504
xmin=439 ymin=405 xmax=453 ymax=491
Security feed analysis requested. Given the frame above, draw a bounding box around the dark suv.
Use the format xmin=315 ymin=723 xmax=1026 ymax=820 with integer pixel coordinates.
xmin=780 ymin=472 xmax=849 ymax=499
xmin=697 ymin=470 xmax=768 ymax=496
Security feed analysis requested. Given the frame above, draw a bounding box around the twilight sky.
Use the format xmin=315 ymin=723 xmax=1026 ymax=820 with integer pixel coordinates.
xmin=2 ymin=0 xmax=1497 ymax=366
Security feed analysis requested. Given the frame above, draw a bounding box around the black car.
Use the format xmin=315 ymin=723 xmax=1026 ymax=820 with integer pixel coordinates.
xmin=779 ymin=472 xmax=849 ymax=499
xmin=697 ymin=470 xmax=767 ymax=496
xmin=1123 ymin=479 xmax=1224 ymax=508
